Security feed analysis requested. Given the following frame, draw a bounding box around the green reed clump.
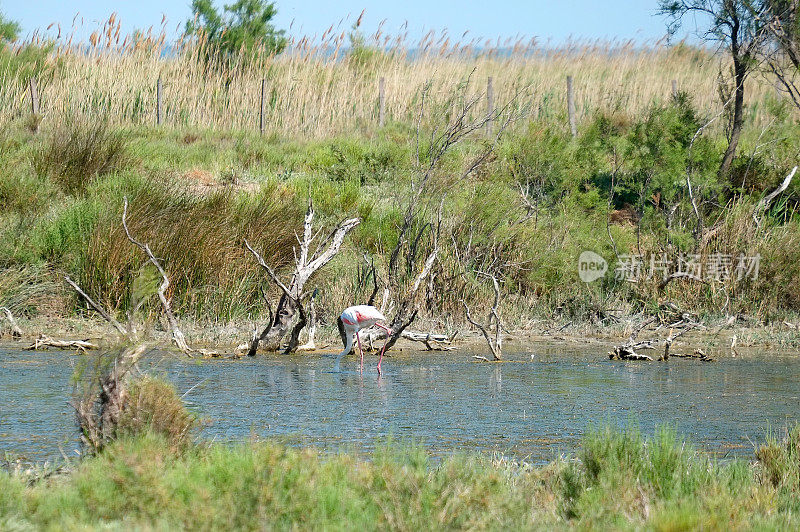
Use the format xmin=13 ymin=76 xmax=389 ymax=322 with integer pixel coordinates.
xmin=0 ymin=169 xmax=57 ymax=216
xmin=31 ymin=119 xmax=130 ymax=195
xmin=0 ymin=264 xmax=60 ymax=316
xmin=75 ymin=178 xmax=304 ymax=320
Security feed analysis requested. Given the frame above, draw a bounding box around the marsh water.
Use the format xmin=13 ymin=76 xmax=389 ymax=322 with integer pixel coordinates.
xmin=2 ymin=342 xmax=799 ymax=464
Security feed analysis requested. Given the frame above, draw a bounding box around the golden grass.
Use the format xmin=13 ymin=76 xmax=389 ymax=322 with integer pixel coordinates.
xmin=0 ymin=20 xmax=788 ymax=138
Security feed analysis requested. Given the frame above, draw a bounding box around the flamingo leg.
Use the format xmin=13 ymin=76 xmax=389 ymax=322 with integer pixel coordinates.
xmin=377 ymin=338 xmax=389 ymax=375
xmin=356 ymin=331 xmax=364 ymax=372
xmin=374 ymin=323 xmax=391 ymax=376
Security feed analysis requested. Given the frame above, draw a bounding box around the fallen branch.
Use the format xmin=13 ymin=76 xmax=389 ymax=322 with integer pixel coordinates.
xmin=610 ymin=315 xmax=703 ymax=362
xmin=668 ymin=349 xmax=714 ymax=362
xmin=402 ymin=330 xmax=458 ymax=351
xmin=28 ymin=334 xmax=98 ymax=351
xmin=0 ymin=307 xmax=23 ymax=339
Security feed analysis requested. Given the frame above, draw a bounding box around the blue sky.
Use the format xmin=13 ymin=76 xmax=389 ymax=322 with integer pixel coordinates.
xmin=1 ymin=1 xmax=690 ymax=46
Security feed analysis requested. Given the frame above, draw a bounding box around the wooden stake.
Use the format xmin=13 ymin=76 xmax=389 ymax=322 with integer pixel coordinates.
xmin=567 ymin=75 xmax=577 ymax=137
xmin=486 ymin=76 xmax=494 ymax=137
xmin=379 ymin=77 xmax=385 ymax=127
xmin=156 ymin=77 xmax=162 ymax=125
xmin=260 ymin=78 xmax=266 ymax=135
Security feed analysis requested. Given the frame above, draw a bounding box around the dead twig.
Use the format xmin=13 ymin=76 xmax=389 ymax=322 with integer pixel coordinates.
xmin=64 ymin=275 xmax=128 ymax=336
xmin=463 ymin=272 xmax=503 ymax=361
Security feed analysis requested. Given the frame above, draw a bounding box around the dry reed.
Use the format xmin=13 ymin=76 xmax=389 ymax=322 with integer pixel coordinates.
xmin=0 ymin=16 xmax=789 ymax=138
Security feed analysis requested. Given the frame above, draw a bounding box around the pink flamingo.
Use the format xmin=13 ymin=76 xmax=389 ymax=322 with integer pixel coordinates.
xmin=335 ymin=305 xmax=393 ymax=374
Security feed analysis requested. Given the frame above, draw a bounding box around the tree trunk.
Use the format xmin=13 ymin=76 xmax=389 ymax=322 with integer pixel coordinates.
xmin=720 ymin=44 xmax=747 ymax=178
xmin=248 ymin=294 xmax=297 ymax=355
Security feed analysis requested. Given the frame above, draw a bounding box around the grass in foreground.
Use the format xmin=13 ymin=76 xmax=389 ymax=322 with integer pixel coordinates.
xmin=1 ymin=425 xmax=799 ymax=530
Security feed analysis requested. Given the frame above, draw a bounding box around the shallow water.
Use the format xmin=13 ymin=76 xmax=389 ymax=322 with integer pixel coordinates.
xmin=1 ymin=343 xmax=799 ymax=463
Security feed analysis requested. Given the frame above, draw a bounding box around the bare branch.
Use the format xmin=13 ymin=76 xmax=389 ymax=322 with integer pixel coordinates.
xmin=753 ymin=165 xmax=797 ymax=226
xmin=123 ymin=197 xmax=193 ymax=356
xmin=305 ymin=218 xmax=361 ymax=274
xmin=245 ymin=239 xmax=292 ymax=298
xmin=462 ymin=271 xmax=503 ymax=361
xmin=64 ymin=275 xmax=128 ymax=336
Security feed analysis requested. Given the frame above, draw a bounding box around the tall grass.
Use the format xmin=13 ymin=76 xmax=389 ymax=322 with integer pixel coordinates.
xmin=0 ymin=18 xmax=790 ymax=138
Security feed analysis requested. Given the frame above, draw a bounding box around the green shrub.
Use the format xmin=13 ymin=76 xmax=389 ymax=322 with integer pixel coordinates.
xmin=756 ymin=424 xmax=800 ymax=490
xmin=117 ymin=376 xmax=196 ymax=452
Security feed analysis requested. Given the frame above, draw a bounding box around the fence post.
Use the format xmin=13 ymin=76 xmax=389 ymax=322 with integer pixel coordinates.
xmin=29 ymin=78 xmax=40 ymax=133
xmin=671 ymin=79 xmax=678 ymax=98
xmin=486 ymin=76 xmax=494 ymax=137
xmin=156 ymin=77 xmax=162 ymax=125
xmin=260 ymin=78 xmax=266 ymax=135
xmin=379 ymin=77 xmax=385 ymax=128
xmin=566 ymin=75 xmax=577 ymax=137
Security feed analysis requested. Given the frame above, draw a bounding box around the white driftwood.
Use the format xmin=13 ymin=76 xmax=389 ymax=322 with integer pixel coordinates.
xmin=123 ymin=197 xmax=193 ymax=356
xmin=0 ymin=307 xmax=23 ymax=338
xmin=753 ymin=166 xmax=797 ymax=227
xmin=362 ymin=328 xmax=457 ymax=351
xmin=28 ymin=334 xmax=98 ymax=351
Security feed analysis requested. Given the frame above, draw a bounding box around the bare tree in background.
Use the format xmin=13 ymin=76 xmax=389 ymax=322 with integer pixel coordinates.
xmin=660 ymin=0 xmax=770 ymax=177
xmin=361 ymin=73 xmax=528 ymax=352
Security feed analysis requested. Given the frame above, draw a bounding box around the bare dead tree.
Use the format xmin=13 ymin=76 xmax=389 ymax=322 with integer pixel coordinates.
xmin=757 ymin=2 xmax=800 ymax=110
xmin=358 ymin=76 xmax=528 ymax=354
xmin=0 ymin=307 xmax=23 ymax=339
xmin=660 ymin=0 xmax=771 ymax=177
xmin=245 ymin=200 xmax=360 ymax=355
xmin=463 ymin=272 xmax=503 ymax=361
